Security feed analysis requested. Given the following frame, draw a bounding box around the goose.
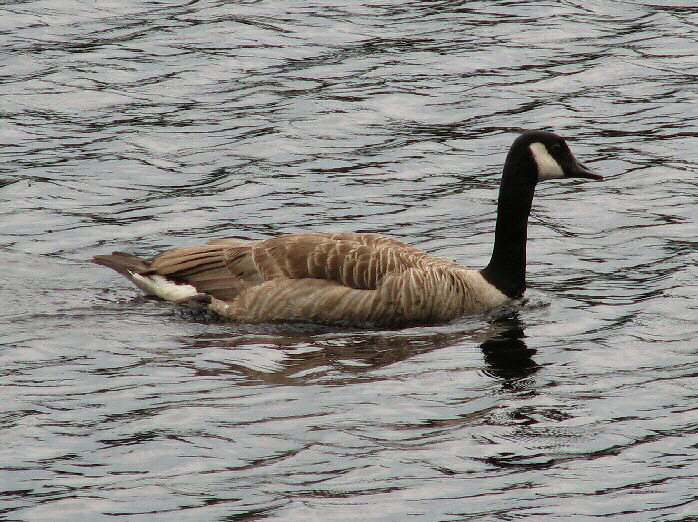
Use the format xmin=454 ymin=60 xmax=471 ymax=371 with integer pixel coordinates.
xmin=94 ymin=130 xmax=602 ymax=327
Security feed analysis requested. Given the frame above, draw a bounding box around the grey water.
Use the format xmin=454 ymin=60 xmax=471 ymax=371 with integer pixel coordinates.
xmin=2 ymin=1 xmax=698 ymax=520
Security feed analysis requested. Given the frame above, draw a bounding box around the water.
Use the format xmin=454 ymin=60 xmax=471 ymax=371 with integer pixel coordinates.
xmin=2 ymin=1 xmax=698 ymax=520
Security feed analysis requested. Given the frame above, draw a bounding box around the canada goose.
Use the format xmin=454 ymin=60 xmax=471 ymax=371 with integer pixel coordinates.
xmin=94 ymin=130 xmax=602 ymax=326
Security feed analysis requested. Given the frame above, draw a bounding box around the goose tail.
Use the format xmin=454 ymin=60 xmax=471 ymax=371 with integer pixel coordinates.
xmin=93 ymin=251 xmax=151 ymax=277
xmin=93 ymin=251 xmax=202 ymax=303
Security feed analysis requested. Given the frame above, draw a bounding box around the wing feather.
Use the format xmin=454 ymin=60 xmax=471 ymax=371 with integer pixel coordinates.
xmin=247 ymin=233 xmax=432 ymax=290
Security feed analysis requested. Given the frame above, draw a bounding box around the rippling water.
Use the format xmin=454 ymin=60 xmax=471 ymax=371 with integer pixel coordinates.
xmin=2 ymin=1 xmax=698 ymax=520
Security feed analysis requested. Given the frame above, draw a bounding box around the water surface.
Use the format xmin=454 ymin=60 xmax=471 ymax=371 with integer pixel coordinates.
xmin=2 ymin=1 xmax=698 ymax=520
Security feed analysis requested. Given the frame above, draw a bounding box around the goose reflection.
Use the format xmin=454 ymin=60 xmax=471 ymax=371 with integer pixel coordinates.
xmin=480 ymin=311 xmax=538 ymax=383
xmin=177 ymin=312 xmax=538 ymax=386
xmin=182 ymin=325 xmax=476 ymax=385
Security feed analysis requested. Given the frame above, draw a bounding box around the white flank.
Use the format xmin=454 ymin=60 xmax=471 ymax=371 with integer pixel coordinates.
xmin=529 ymin=142 xmax=564 ymax=180
xmin=130 ymin=272 xmax=199 ymax=302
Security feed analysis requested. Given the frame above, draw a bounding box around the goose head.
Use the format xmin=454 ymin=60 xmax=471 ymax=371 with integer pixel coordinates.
xmin=484 ymin=130 xmax=603 ymax=300
xmin=507 ymin=130 xmax=603 ymax=184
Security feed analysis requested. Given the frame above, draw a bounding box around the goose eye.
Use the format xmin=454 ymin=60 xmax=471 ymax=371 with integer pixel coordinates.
xmin=550 ymin=142 xmax=563 ymax=152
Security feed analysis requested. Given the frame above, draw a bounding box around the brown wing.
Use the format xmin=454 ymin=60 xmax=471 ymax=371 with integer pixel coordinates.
xmin=147 ymin=242 xmax=261 ymax=301
xmin=247 ymin=233 xmax=432 ymax=289
xmin=144 ymin=233 xmax=440 ymax=300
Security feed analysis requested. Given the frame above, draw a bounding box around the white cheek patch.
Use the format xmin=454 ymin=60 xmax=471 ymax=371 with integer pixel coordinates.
xmin=529 ymin=142 xmax=564 ymax=180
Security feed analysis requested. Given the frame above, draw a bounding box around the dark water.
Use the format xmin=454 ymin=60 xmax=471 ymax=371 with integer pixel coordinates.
xmin=2 ymin=1 xmax=698 ymax=520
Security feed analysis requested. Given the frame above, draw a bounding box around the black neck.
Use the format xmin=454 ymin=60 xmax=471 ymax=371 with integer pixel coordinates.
xmin=480 ymin=151 xmax=537 ymax=298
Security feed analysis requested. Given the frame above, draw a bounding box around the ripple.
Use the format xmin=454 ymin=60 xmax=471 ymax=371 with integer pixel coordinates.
xmin=2 ymin=0 xmax=698 ymax=520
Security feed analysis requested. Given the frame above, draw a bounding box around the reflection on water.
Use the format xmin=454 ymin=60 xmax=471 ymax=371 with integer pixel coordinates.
xmin=480 ymin=313 xmax=538 ymax=382
xmin=2 ymin=0 xmax=698 ymax=520
xmin=178 ymin=314 xmax=538 ymax=387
